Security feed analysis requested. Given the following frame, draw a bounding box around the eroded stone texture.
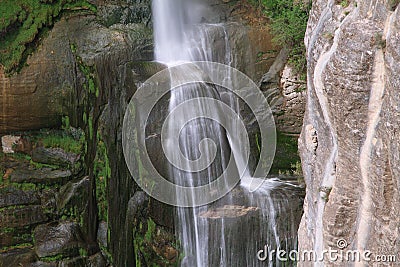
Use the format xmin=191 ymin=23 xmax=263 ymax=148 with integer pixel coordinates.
xmin=0 ymin=206 xmax=47 ymax=228
xmin=31 ymin=147 xmax=79 ymax=168
xmin=0 ymin=248 xmax=38 ymax=267
xmin=298 ymin=0 xmax=400 ymax=265
xmin=34 ymin=221 xmax=86 ymax=258
xmin=9 ymin=168 xmax=72 ymax=184
xmin=0 ymin=186 xmax=40 ymax=208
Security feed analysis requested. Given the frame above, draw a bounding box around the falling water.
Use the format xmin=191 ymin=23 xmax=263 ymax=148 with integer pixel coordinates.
xmin=152 ymin=0 xmax=303 ymax=266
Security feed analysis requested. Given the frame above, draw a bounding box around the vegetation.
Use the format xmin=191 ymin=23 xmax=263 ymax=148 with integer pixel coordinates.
xmin=41 ymin=133 xmax=83 ymax=154
xmin=134 ymin=218 xmax=179 ymax=267
xmin=390 ymin=0 xmax=400 ymax=10
xmin=0 ymin=0 xmax=96 ymax=74
xmin=249 ymin=0 xmax=312 ymax=75
xmin=270 ymin=131 xmax=302 ymax=176
xmin=93 ymin=135 xmax=110 ymax=222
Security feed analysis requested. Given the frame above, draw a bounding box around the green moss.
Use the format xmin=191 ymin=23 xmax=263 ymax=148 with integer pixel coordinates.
xmin=10 ymin=182 xmax=37 ymax=191
xmin=0 ymin=242 xmax=33 ymax=252
xmin=270 ymin=131 xmax=301 ymax=175
xmin=79 ymin=247 xmax=88 ymax=257
xmin=0 ymin=0 xmax=96 ymax=75
xmin=93 ymin=135 xmax=110 ymax=222
xmin=88 ymin=117 xmax=93 ymax=140
xmin=41 ymin=133 xmax=83 ymax=154
xmin=40 ymin=254 xmax=67 ymax=262
xmin=134 ymin=218 xmax=179 ymax=266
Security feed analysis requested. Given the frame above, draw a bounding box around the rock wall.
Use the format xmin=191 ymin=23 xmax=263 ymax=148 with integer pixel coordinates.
xmin=0 ymin=133 xmax=107 ymax=266
xmin=0 ymin=0 xmax=152 ymax=134
xmin=298 ymin=0 xmax=400 ymax=264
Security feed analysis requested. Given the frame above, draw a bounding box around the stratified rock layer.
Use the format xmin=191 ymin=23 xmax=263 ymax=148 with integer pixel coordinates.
xmin=298 ymin=0 xmax=400 ymax=265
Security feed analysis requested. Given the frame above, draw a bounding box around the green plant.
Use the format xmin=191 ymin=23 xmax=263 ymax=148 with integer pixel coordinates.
xmin=41 ymin=133 xmax=83 ymax=154
xmin=251 ymin=0 xmax=311 ymax=76
xmin=374 ymin=32 xmax=386 ymax=49
xmin=134 ymin=218 xmax=179 ymax=266
xmin=340 ymin=0 xmax=350 ymax=7
xmin=62 ymin=116 xmax=70 ymax=130
xmin=0 ymin=0 xmax=96 ymax=75
xmin=271 ymin=131 xmax=301 ymax=175
xmin=390 ymin=0 xmax=400 ymax=10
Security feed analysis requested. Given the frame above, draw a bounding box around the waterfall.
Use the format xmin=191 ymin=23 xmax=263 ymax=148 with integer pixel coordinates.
xmin=151 ymin=0 xmax=303 ymax=266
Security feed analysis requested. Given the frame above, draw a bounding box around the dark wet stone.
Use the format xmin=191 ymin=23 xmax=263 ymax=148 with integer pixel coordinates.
xmin=29 ymin=262 xmax=57 ymax=267
xmin=148 ymin=199 xmax=174 ymax=230
xmin=0 ymin=227 xmax=33 ymax=248
xmin=199 ymin=205 xmax=259 ymax=219
xmin=96 ymin=221 xmax=107 ymax=249
xmin=57 ymin=256 xmax=88 ymax=267
xmin=56 ymin=177 xmax=89 ymax=215
xmin=39 ymin=189 xmax=57 ymax=217
xmin=0 ymin=205 xmax=47 ymax=228
xmin=0 ymin=186 xmax=40 ymax=208
xmin=0 ymin=247 xmax=37 ymax=267
xmin=9 ymin=168 xmax=72 ymax=184
xmin=87 ymin=252 xmax=107 ymax=267
xmin=31 ymin=147 xmax=79 ymax=168
xmin=33 ymin=221 xmax=86 ymax=259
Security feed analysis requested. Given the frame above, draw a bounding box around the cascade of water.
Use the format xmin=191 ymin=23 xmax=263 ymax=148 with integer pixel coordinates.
xmin=151 ymin=1 xmax=303 ymax=266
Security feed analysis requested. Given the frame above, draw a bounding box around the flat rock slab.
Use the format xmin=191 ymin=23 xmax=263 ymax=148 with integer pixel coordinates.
xmin=199 ymin=205 xmax=259 ymax=219
xmin=34 ymin=221 xmax=86 ymax=258
xmin=0 ymin=186 xmax=40 ymax=208
xmin=32 ymin=147 xmax=79 ymax=168
xmin=0 ymin=226 xmax=33 ymax=247
xmin=9 ymin=168 xmax=72 ymax=184
xmin=0 ymin=247 xmax=37 ymax=267
xmin=0 ymin=205 xmax=47 ymax=228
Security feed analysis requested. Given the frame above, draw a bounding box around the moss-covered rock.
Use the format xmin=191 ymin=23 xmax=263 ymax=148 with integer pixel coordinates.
xmin=0 ymin=0 xmax=96 ymax=74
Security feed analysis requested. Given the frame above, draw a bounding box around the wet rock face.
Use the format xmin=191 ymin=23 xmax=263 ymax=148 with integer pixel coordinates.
xmin=298 ymin=0 xmax=400 ymax=264
xmin=0 ymin=137 xmax=108 ymax=266
xmin=0 ymin=1 xmax=153 ymax=134
xmin=34 ymin=222 xmax=86 ymax=258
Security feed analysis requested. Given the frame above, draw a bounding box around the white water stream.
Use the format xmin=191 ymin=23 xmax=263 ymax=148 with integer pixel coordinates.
xmin=152 ymin=1 xmax=303 ymax=266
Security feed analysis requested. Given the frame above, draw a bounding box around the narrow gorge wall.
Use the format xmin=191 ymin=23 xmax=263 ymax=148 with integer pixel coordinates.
xmin=299 ymin=0 xmax=400 ymax=264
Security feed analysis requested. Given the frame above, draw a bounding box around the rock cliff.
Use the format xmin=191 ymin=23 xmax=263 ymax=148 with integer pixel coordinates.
xmin=298 ymin=0 xmax=400 ymax=264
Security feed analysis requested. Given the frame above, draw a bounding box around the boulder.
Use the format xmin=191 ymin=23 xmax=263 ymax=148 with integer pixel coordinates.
xmin=33 ymin=221 xmax=86 ymax=259
xmin=31 ymin=147 xmax=79 ymax=168
xmin=9 ymin=168 xmax=72 ymax=185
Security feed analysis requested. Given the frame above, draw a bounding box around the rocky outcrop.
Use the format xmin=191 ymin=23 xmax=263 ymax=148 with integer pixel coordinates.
xmin=0 ymin=136 xmax=108 ymax=266
xmin=298 ymin=0 xmax=400 ymax=264
xmin=0 ymin=0 xmax=153 ymax=134
xmin=260 ymin=49 xmax=307 ymax=135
